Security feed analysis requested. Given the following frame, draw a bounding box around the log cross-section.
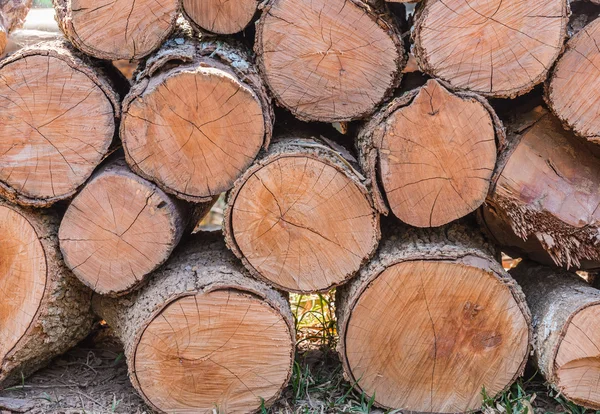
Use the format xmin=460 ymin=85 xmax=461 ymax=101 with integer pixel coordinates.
xmin=182 ymin=0 xmax=258 ymax=34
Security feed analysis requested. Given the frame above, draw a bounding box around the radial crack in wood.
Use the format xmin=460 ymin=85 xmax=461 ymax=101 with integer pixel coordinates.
xmin=255 ymin=0 xmax=404 ymax=122
xmin=358 ymin=79 xmax=500 ymax=227
xmin=414 ymin=0 xmax=569 ymax=98
xmin=182 ymin=0 xmax=258 ymax=34
xmin=225 ymin=136 xmax=380 ymax=293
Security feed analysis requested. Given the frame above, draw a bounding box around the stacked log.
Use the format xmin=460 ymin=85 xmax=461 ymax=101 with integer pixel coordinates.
xmin=182 ymin=0 xmax=259 ymax=34
xmin=336 ymin=222 xmax=531 ymax=413
xmin=94 ymin=233 xmax=295 ymax=413
xmin=0 ymin=0 xmax=31 ymax=55
xmin=0 ymin=201 xmax=93 ymax=387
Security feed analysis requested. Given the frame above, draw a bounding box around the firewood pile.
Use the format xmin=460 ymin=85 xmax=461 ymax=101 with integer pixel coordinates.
xmin=1 ymin=0 xmax=600 ymax=412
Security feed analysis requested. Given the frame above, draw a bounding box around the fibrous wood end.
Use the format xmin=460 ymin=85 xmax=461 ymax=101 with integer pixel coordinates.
xmin=183 ymin=0 xmax=258 ymax=34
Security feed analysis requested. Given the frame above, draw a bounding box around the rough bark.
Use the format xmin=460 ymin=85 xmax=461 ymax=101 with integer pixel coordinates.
xmin=0 ymin=0 xmax=32 ymax=55
xmin=413 ymin=0 xmax=569 ymax=98
xmin=182 ymin=0 xmax=259 ymax=34
xmin=0 ymin=41 xmax=121 ymax=207
xmin=224 ymin=135 xmax=380 ymax=293
xmin=254 ymin=0 xmax=405 ymax=122
xmin=511 ymin=262 xmax=600 ymax=409
xmin=546 ymin=15 xmax=600 ymax=143
xmin=0 ymin=201 xmax=94 ymax=388
xmin=93 ymin=232 xmax=295 ymax=414
xmin=336 ymin=220 xmax=531 ymax=413
xmin=121 ymin=35 xmax=274 ymax=203
xmin=485 ymin=106 xmax=600 ymax=270
xmin=52 ymin=0 xmax=179 ymax=60
xmin=59 ymin=153 xmax=213 ymax=297
xmin=357 ymin=78 xmax=503 ymax=227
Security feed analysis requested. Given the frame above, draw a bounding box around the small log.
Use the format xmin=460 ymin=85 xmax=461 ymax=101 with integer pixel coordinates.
xmin=413 ymin=0 xmax=569 ymax=98
xmin=547 ymin=16 xmax=600 ymax=143
xmin=59 ymin=154 xmax=213 ymax=297
xmin=0 ymin=201 xmax=93 ymax=387
xmin=53 ymin=0 xmax=179 ymax=60
xmin=121 ymin=37 xmax=273 ymax=203
xmin=93 ymin=233 xmax=295 ymax=413
xmin=0 ymin=41 xmax=120 ymax=207
xmin=511 ymin=262 xmax=600 ymax=409
xmin=0 ymin=0 xmax=31 ymax=55
xmin=484 ymin=106 xmax=600 ymax=269
xmin=224 ymin=135 xmax=380 ymax=293
xmin=182 ymin=0 xmax=258 ymax=34
xmin=254 ymin=0 xmax=404 ymax=122
xmin=358 ymin=79 xmax=501 ymax=227
xmin=336 ymin=221 xmax=531 ymax=413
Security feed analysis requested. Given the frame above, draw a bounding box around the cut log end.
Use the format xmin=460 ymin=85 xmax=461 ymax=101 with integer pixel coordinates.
xmin=414 ymin=0 xmax=568 ymax=97
xmin=555 ymin=305 xmax=600 ymax=408
xmin=56 ymin=0 xmax=178 ymax=60
xmin=256 ymin=0 xmax=403 ymax=122
xmin=134 ymin=289 xmax=294 ymax=413
xmin=0 ymin=46 xmax=117 ymax=206
xmin=342 ymin=260 xmax=529 ymax=412
xmin=547 ymin=17 xmax=600 ymax=142
xmin=58 ymin=161 xmax=189 ymax=296
xmin=367 ymin=79 xmax=497 ymax=227
xmin=227 ymin=146 xmax=380 ymax=293
xmin=0 ymin=205 xmax=46 ymax=363
xmin=122 ymin=66 xmax=266 ymax=203
xmin=182 ymin=0 xmax=258 ymax=34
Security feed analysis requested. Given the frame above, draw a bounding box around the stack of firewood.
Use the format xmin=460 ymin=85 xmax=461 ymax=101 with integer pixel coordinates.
xmin=1 ymin=0 xmax=600 ymax=412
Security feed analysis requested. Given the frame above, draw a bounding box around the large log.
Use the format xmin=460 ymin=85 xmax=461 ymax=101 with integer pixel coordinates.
xmin=413 ymin=0 xmax=569 ymax=98
xmin=0 ymin=201 xmax=93 ymax=387
xmin=182 ymin=0 xmax=258 ymax=34
xmin=547 ymin=16 xmax=600 ymax=143
xmin=336 ymin=221 xmax=531 ymax=413
xmin=59 ymin=154 xmax=213 ymax=297
xmin=0 ymin=41 xmax=121 ymax=207
xmin=53 ymin=0 xmax=179 ymax=60
xmin=0 ymin=0 xmax=31 ymax=55
xmin=254 ymin=0 xmax=404 ymax=122
xmin=358 ymin=79 xmax=501 ymax=227
xmin=511 ymin=262 xmax=600 ymax=409
xmin=93 ymin=233 xmax=295 ymax=413
xmin=224 ymin=135 xmax=380 ymax=293
xmin=483 ymin=106 xmax=600 ymax=269
xmin=121 ymin=37 xmax=273 ymax=203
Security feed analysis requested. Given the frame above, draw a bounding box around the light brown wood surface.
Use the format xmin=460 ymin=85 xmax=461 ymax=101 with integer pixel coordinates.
xmin=182 ymin=0 xmax=258 ymax=34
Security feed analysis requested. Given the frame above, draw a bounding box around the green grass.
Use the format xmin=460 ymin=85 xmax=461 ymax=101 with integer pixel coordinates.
xmin=32 ymin=0 xmax=53 ymax=8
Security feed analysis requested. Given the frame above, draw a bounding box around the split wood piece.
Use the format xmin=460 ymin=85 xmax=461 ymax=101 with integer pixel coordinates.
xmin=0 ymin=201 xmax=93 ymax=387
xmin=255 ymin=0 xmax=404 ymax=122
xmin=183 ymin=0 xmax=258 ymax=34
xmin=358 ymin=79 xmax=501 ymax=227
xmin=59 ymin=156 xmax=213 ymax=297
xmin=413 ymin=0 xmax=569 ymax=98
xmin=224 ymin=136 xmax=380 ymax=293
xmin=121 ymin=37 xmax=273 ymax=203
xmin=511 ymin=262 xmax=600 ymax=409
xmin=336 ymin=222 xmax=531 ymax=413
xmin=0 ymin=0 xmax=31 ymax=55
xmin=53 ymin=0 xmax=179 ymax=60
xmin=547 ymin=16 xmax=600 ymax=143
xmin=486 ymin=106 xmax=600 ymax=269
xmin=93 ymin=233 xmax=295 ymax=414
xmin=0 ymin=41 xmax=120 ymax=207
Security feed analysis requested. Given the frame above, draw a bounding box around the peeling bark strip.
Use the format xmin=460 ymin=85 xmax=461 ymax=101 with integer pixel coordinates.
xmin=59 ymin=155 xmax=212 ymax=297
xmin=0 ymin=201 xmax=94 ymax=388
xmin=0 ymin=41 xmax=120 ymax=207
xmin=255 ymin=0 xmax=404 ymax=122
xmin=413 ymin=0 xmax=569 ymax=98
xmin=336 ymin=222 xmax=531 ymax=413
xmin=0 ymin=0 xmax=32 ymax=55
xmin=53 ymin=0 xmax=179 ymax=60
xmin=511 ymin=262 xmax=600 ymax=409
xmin=93 ymin=233 xmax=295 ymax=413
xmin=182 ymin=0 xmax=259 ymax=34
xmin=121 ymin=37 xmax=273 ymax=203
xmin=547 ymin=16 xmax=600 ymax=143
xmin=224 ymin=136 xmax=380 ymax=293
xmin=485 ymin=106 xmax=600 ymax=269
xmin=358 ymin=79 xmax=501 ymax=227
